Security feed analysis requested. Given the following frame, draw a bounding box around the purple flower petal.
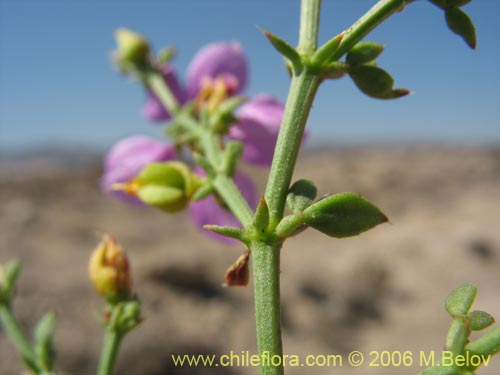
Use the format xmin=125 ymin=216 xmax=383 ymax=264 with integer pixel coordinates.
xmin=189 ymin=169 xmax=258 ymax=244
xmin=186 ymin=42 xmax=248 ymax=98
xmin=228 ymin=94 xmax=285 ymax=167
xmin=101 ymin=135 xmax=176 ymax=203
xmin=143 ymin=64 xmax=188 ymax=122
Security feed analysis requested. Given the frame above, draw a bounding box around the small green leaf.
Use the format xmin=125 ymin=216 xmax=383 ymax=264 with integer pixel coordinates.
xmin=346 ymin=42 xmax=385 ymax=65
xmin=465 ymin=325 xmax=500 ymax=357
xmin=301 ymin=192 xmax=388 ymax=238
xmin=349 ymin=65 xmax=409 ymax=100
xmin=157 ymin=47 xmax=176 ymax=64
xmin=221 ymin=140 xmax=243 ymax=175
xmin=445 ymin=7 xmax=476 ymax=49
xmin=311 ymin=33 xmax=344 ymax=66
xmin=286 ymin=179 xmax=318 ymax=213
xmin=445 ymin=284 xmax=477 ymax=317
xmin=254 ymin=197 xmax=270 ymax=231
xmin=203 ymin=225 xmax=244 ymax=241
xmin=118 ymin=300 xmax=142 ymax=333
xmin=0 ymin=259 xmax=22 ymax=293
xmin=259 ymin=27 xmax=302 ymax=72
xmin=469 ymin=310 xmax=495 ymax=331
xmin=429 ymin=0 xmax=471 ymax=9
xmin=34 ymin=312 xmax=56 ymax=371
xmin=448 ymin=0 xmax=472 ymax=7
xmin=191 ymin=183 xmax=214 ymax=201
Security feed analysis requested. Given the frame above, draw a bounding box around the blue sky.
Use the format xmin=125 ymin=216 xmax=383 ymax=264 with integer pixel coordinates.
xmin=0 ymin=0 xmax=499 ymax=151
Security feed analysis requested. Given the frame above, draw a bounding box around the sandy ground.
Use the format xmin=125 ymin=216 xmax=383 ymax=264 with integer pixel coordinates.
xmin=1 ymin=145 xmax=499 ymax=375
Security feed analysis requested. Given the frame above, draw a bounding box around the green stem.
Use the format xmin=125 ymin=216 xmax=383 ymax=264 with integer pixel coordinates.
xmin=249 ymin=3 xmax=322 ymax=375
xmin=329 ymin=0 xmax=414 ymax=62
xmin=298 ymin=0 xmax=322 ymax=54
xmin=97 ymin=329 xmax=123 ymax=375
xmin=264 ymin=71 xmax=321 ymax=228
xmin=144 ymin=69 xmax=180 ymax=115
xmin=212 ymin=174 xmax=254 ymax=227
xmin=198 ymin=129 xmax=254 ymax=227
xmin=0 ymin=304 xmax=37 ymax=370
xmin=251 ymin=241 xmax=283 ymax=375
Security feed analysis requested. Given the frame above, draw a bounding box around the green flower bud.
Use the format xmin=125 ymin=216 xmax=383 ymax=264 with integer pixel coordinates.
xmin=132 ymin=162 xmax=202 ymax=213
xmin=301 ymin=192 xmax=388 ymax=238
xmin=114 ymin=28 xmax=150 ymax=67
xmin=34 ymin=312 xmax=56 ymax=372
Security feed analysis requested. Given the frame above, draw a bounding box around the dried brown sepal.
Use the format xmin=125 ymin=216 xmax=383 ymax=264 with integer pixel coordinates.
xmin=224 ymin=251 xmax=250 ymax=287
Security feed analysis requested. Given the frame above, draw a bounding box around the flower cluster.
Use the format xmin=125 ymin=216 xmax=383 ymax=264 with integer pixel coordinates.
xmin=102 ymin=41 xmax=285 ymax=243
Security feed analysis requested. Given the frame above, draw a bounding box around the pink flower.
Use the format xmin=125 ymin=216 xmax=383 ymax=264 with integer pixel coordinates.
xmin=142 ymin=42 xmax=286 ymax=167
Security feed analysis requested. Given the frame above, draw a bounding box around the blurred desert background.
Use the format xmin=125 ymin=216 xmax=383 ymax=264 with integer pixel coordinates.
xmin=1 ymin=144 xmax=499 ymax=375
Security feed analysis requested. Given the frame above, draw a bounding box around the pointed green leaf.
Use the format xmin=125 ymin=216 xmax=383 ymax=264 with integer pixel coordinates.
xmin=157 ymin=47 xmax=176 ymax=64
xmin=469 ymin=310 xmax=495 ymax=331
xmin=259 ymin=27 xmax=302 ymax=71
xmin=445 ymin=7 xmax=476 ymax=49
xmin=203 ymin=225 xmax=244 ymax=241
xmin=1 ymin=259 xmax=22 ymax=293
xmin=191 ymin=183 xmax=214 ymax=201
xmin=311 ymin=33 xmax=344 ymax=65
xmin=34 ymin=312 xmax=56 ymax=371
xmin=466 ymin=326 xmax=500 ymax=357
xmin=346 ymin=42 xmax=385 ymax=65
xmin=301 ymin=192 xmax=388 ymax=238
xmin=286 ymin=179 xmax=318 ymax=213
xmin=349 ymin=65 xmax=408 ymax=100
xmin=429 ymin=0 xmax=471 ymax=9
xmin=254 ymin=197 xmax=270 ymax=230
xmin=445 ymin=284 xmax=477 ymax=317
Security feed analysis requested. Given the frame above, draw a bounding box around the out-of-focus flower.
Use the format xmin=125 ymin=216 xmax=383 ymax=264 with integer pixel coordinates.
xmin=229 ymin=94 xmax=285 ymax=167
xmin=89 ymin=235 xmax=131 ymax=300
xmin=101 ymin=135 xmax=176 ymax=204
xmin=143 ymin=41 xmax=288 ymax=167
xmin=186 ymin=42 xmax=248 ymax=98
xmin=189 ymin=169 xmax=258 ymax=244
xmin=143 ymin=42 xmax=247 ymax=122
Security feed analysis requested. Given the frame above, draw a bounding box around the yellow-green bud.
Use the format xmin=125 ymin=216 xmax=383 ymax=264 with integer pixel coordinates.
xmin=114 ymin=28 xmax=150 ymax=67
xmin=129 ymin=161 xmax=202 ymax=213
xmin=89 ymin=235 xmax=131 ymax=300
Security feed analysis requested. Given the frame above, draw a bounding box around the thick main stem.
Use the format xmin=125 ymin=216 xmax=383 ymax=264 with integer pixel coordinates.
xmin=252 ymin=241 xmax=283 ymax=375
xmin=97 ymin=330 xmax=123 ymax=375
xmin=251 ymin=2 xmax=322 ymax=375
